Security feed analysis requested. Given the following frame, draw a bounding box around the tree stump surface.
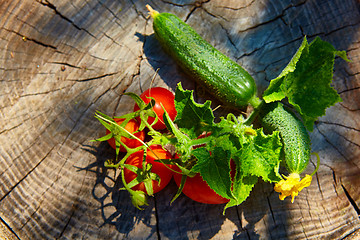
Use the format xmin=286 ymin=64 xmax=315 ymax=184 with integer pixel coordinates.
xmin=1 ymin=0 xmax=359 ymax=239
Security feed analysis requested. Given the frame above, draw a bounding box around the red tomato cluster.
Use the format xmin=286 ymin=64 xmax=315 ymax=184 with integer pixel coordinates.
xmin=106 ymin=87 xmax=176 ymax=194
xmin=105 ymin=87 xmax=230 ymax=205
xmin=107 ymin=87 xmax=177 ymax=151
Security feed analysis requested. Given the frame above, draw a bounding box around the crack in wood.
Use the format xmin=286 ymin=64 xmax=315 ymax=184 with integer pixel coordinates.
xmin=98 ymin=2 xmax=124 ymax=29
xmin=218 ymin=22 xmax=240 ymax=53
xmin=130 ymin=0 xmax=148 ymax=20
xmin=341 ymin=184 xmax=360 ymax=216
xmin=317 ymin=121 xmax=360 ymax=155
xmin=339 ymin=86 xmax=360 ymax=94
xmin=317 ymin=120 xmax=360 ymax=133
xmin=103 ymin=33 xmax=122 ymax=47
xmin=0 ymin=217 xmax=21 ymax=240
xmin=67 ymin=72 xmax=119 ymax=82
xmin=235 ymin=25 xmax=304 ymax=61
xmin=160 ymin=0 xmax=210 ymax=9
xmin=266 ymin=196 xmax=276 ymax=225
xmin=3 ymin=27 xmax=60 ymax=52
xmin=153 ymin=197 xmax=161 ymax=240
xmin=0 ymin=121 xmax=24 ymax=135
xmin=338 ymin=102 xmax=360 ymax=112
xmin=340 ymin=228 xmax=360 ymax=240
xmin=49 ymin=61 xmax=83 ymax=69
xmin=19 ymin=85 xmax=73 ymax=98
xmin=315 ymin=172 xmax=325 ymax=200
xmin=315 ymin=125 xmax=350 ymax=162
xmin=0 ymin=108 xmax=52 ymax=135
xmin=184 ymin=6 xmax=198 ymax=23
xmin=36 ymin=0 xmax=96 ymax=38
xmin=301 ymin=18 xmax=360 ymax=42
xmin=215 ymin=0 xmax=256 ymax=11
xmin=0 ymin=145 xmax=56 ymax=203
xmin=324 ymin=20 xmax=360 ymax=37
xmin=57 ymin=204 xmax=77 ymax=239
xmin=184 ymin=0 xmax=212 ymax=23
xmin=234 ymin=206 xmax=251 ymax=238
xmin=336 ymin=132 xmax=360 ymax=149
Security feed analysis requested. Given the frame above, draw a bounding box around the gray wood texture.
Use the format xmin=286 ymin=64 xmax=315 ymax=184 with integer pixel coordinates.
xmin=0 ymin=0 xmax=359 ymax=239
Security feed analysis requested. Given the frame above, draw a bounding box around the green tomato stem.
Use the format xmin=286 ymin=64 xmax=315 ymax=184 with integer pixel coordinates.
xmin=189 ymin=136 xmax=211 ymax=147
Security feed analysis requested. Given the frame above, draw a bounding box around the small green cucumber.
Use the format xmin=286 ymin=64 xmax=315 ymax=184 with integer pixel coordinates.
xmin=259 ymin=102 xmax=311 ymax=174
xmin=147 ymin=5 xmax=259 ymax=108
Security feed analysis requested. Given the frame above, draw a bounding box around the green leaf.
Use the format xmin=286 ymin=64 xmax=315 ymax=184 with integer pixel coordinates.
xmin=163 ymin=105 xmax=192 ymax=149
xmin=238 ymin=129 xmax=282 ymax=183
xmin=223 ymin=127 xmax=282 ymax=211
xmin=92 ymin=133 xmax=113 ymax=142
xmin=171 ymin=174 xmax=187 ymax=204
xmin=263 ymin=37 xmax=348 ymax=131
xmin=124 ymin=92 xmax=147 ymax=109
xmin=225 ymin=175 xmax=257 ymax=211
xmin=174 ymin=83 xmax=214 ymax=138
xmin=192 ymin=147 xmax=234 ymax=200
xmin=263 ymin=37 xmax=308 ymax=102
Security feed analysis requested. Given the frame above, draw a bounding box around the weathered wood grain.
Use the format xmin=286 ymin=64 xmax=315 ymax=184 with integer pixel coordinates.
xmin=0 ymin=0 xmax=359 ymax=239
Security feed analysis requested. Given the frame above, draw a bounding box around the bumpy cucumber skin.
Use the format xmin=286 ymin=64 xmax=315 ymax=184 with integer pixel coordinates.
xmin=260 ymin=102 xmax=311 ymax=174
xmin=152 ymin=12 xmax=257 ymax=108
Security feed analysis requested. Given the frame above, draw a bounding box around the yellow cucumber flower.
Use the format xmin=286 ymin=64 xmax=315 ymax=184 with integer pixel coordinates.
xmin=274 ymin=173 xmax=312 ymax=203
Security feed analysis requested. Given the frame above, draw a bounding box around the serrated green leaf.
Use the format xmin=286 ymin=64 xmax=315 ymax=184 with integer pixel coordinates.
xmin=223 ymin=128 xmax=282 ymax=212
xmin=263 ymin=37 xmax=348 ymax=131
xmin=192 ymin=147 xmax=234 ymax=200
xmin=224 ymin=175 xmax=257 ymax=211
xmin=238 ymin=129 xmax=282 ymax=183
xmin=263 ymin=37 xmax=308 ymax=103
xmin=174 ymin=83 xmax=214 ymax=138
xmin=163 ymin=104 xmax=191 ymax=146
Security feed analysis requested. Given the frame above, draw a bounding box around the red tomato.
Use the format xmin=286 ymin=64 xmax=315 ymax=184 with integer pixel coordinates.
xmin=134 ymin=87 xmax=177 ymax=130
xmin=123 ymin=145 xmax=174 ymax=194
xmin=106 ymin=118 xmax=145 ymax=152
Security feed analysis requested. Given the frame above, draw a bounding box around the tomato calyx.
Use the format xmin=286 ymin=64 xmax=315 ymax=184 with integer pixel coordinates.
xmin=129 ymin=93 xmax=160 ymax=132
xmin=133 ymin=87 xmax=177 ymax=130
xmin=123 ymin=156 xmax=160 ymax=196
xmin=120 ymin=165 xmax=150 ymax=210
xmin=108 ymin=143 xmax=175 ymax=209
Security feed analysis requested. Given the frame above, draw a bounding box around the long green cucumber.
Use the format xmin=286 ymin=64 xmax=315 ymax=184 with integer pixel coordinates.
xmin=147 ymin=5 xmax=260 ymax=108
xmin=259 ymin=102 xmax=311 ymax=174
